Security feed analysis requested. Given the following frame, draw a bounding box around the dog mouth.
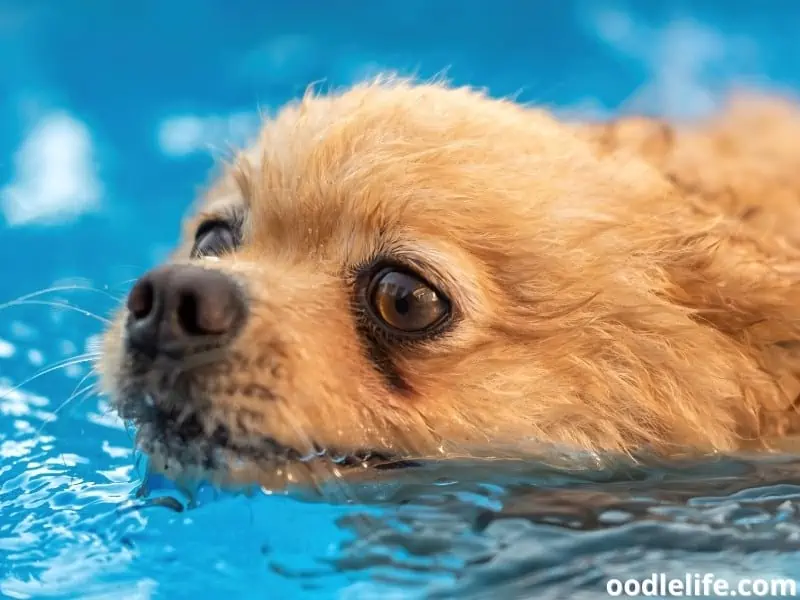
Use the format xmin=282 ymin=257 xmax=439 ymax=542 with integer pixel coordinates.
xmin=131 ymin=402 xmax=414 ymax=475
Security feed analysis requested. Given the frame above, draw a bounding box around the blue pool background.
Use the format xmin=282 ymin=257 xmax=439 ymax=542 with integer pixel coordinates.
xmin=2 ymin=2 xmax=800 ymax=598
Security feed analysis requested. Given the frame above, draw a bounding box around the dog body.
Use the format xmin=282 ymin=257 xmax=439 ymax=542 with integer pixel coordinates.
xmin=100 ymin=78 xmax=800 ymax=487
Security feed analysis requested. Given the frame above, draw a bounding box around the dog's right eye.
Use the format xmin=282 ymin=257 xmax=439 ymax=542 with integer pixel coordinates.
xmin=191 ymin=221 xmax=237 ymax=258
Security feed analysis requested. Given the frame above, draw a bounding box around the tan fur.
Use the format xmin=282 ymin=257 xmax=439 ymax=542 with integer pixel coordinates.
xmin=99 ymin=77 xmax=800 ymax=485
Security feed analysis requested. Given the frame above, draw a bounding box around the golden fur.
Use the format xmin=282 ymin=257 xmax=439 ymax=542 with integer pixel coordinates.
xmin=99 ymin=77 xmax=800 ymax=487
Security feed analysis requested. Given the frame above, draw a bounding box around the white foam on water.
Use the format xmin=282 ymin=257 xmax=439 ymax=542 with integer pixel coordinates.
xmin=26 ymin=349 xmax=44 ymax=367
xmin=1 ymin=112 xmax=102 ymax=226
xmin=0 ymin=338 xmax=16 ymax=358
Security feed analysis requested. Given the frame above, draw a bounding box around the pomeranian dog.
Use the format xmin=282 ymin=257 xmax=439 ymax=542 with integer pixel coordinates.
xmin=99 ymin=77 xmax=800 ymax=488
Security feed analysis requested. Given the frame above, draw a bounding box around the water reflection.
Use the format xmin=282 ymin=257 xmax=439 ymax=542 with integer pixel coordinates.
xmin=321 ymin=457 xmax=800 ymax=598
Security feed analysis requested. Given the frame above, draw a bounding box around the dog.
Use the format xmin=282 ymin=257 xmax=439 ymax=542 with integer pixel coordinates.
xmin=98 ymin=77 xmax=800 ymax=489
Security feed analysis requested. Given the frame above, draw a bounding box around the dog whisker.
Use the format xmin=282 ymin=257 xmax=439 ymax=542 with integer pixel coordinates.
xmin=34 ymin=369 xmax=100 ymax=437
xmin=0 ymin=353 xmax=101 ymax=401
xmin=0 ymin=284 xmax=122 ymax=308
xmin=0 ymin=299 xmax=112 ymax=325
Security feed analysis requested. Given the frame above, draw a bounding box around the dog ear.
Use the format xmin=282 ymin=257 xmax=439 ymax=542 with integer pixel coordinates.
xmin=578 ymin=116 xmax=675 ymax=164
xmin=580 ymin=96 xmax=800 ymax=248
xmin=579 ymin=106 xmax=800 ymax=445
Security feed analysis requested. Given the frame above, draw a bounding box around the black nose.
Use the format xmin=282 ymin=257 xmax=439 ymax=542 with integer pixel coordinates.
xmin=125 ymin=264 xmax=247 ymax=358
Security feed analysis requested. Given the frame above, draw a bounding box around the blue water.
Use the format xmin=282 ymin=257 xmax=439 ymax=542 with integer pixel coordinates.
xmin=2 ymin=2 xmax=800 ymax=598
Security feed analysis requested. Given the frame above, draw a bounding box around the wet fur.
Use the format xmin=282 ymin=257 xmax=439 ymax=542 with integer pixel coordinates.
xmin=100 ymin=77 xmax=800 ymax=486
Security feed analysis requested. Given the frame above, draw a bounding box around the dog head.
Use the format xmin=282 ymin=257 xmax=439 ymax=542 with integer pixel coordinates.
xmin=99 ymin=78 xmax=779 ymax=488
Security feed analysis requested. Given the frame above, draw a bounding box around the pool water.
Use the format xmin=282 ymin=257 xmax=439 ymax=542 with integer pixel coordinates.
xmin=2 ymin=2 xmax=800 ymax=598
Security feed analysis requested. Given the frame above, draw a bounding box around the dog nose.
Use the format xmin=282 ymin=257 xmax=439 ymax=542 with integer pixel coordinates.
xmin=125 ymin=264 xmax=246 ymax=357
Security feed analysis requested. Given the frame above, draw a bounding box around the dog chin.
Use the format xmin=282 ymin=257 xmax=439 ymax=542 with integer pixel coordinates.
xmin=126 ymin=400 xmax=410 ymax=491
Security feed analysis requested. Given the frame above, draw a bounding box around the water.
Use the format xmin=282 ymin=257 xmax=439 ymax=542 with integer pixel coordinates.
xmin=2 ymin=2 xmax=800 ymax=598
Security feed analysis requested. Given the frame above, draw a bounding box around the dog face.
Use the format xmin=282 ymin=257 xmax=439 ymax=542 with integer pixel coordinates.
xmin=99 ymin=79 xmax=796 ymax=488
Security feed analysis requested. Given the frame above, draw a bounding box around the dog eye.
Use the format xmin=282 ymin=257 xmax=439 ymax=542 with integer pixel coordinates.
xmin=191 ymin=221 xmax=236 ymax=258
xmin=369 ymin=269 xmax=449 ymax=334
